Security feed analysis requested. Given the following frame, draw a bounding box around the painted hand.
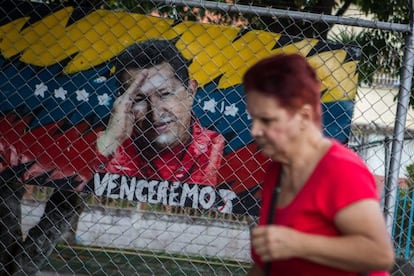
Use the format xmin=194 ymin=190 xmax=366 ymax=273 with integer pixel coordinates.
xmin=97 ymin=70 xmax=148 ymax=156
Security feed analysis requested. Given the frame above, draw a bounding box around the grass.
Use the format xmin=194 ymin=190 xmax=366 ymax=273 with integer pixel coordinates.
xmin=42 ymin=244 xmax=250 ymax=275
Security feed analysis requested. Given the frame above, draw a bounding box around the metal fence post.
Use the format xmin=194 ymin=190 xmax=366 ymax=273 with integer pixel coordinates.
xmin=384 ymin=0 xmax=414 ymax=234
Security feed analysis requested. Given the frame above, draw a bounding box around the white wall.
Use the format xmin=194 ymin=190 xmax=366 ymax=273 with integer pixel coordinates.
xmin=353 ymin=86 xmax=414 ymax=130
xmin=21 ymin=200 xmax=252 ymax=263
xmin=351 ymin=86 xmax=414 ymax=178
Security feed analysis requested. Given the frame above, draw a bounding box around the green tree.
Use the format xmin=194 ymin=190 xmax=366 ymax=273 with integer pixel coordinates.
xmin=347 ymin=0 xmax=409 ymax=87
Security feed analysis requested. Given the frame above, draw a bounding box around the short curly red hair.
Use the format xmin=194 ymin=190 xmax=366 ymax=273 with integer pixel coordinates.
xmin=242 ymin=53 xmax=322 ymax=126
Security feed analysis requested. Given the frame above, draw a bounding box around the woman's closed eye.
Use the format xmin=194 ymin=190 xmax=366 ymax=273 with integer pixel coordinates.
xmin=256 ymin=117 xmax=277 ymax=126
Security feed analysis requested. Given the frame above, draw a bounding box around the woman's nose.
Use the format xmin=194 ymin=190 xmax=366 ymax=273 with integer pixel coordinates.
xmin=250 ymin=120 xmax=263 ymax=137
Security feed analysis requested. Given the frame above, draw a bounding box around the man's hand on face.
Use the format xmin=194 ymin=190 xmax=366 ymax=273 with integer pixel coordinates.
xmin=97 ymin=70 xmax=148 ymax=156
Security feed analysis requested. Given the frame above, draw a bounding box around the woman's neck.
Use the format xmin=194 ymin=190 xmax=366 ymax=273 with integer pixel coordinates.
xmin=281 ymin=134 xmax=332 ymax=192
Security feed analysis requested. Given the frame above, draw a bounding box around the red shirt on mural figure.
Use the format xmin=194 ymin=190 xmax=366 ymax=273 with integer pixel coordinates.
xmin=96 ymin=39 xmax=225 ymax=186
xmin=243 ymin=54 xmax=395 ymax=276
xmin=98 ymin=119 xmax=224 ymax=185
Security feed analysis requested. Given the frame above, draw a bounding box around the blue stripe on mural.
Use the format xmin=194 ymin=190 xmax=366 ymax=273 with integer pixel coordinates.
xmin=0 ymin=56 xmax=354 ymax=149
xmin=193 ymin=81 xmax=354 ymax=154
xmin=0 ymin=58 xmax=113 ymax=128
xmin=322 ymin=100 xmax=354 ymax=144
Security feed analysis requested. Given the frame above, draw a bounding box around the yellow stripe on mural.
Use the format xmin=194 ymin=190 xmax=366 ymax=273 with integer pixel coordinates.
xmin=64 ymin=12 xmax=175 ymax=73
xmin=2 ymin=8 xmax=73 ymax=59
xmin=19 ymin=9 xmax=104 ymax=67
xmin=0 ymin=17 xmax=30 ymax=55
xmin=217 ymin=35 xmax=318 ymax=89
xmin=175 ymin=23 xmax=318 ymax=88
xmin=0 ymin=7 xmax=359 ymax=102
xmin=308 ymin=50 xmax=358 ymax=102
xmin=174 ymin=22 xmax=243 ymax=87
xmin=19 ymin=10 xmax=174 ymax=71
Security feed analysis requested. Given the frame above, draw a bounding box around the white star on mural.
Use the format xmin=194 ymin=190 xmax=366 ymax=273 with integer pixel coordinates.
xmin=97 ymin=93 xmax=110 ymax=106
xmin=76 ymin=89 xmax=89 ymax=102
xmin=224 ymin=103 xmax=239 ymax=117
xmin=54 ymin=87 xmax=67 ymax=100
xmin=93 ymin=76 xmax=107 ymax=84
xmin=34 ymin=83 xmax=48 ymax=98
xmin=202 ymin=99 xmax=217 ymax=113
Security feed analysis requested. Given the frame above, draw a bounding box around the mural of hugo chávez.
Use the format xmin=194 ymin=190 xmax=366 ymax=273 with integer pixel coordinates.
xmin=92 ymin=40 xmax=238 ymax=212
xmin=0 ymin=39 xmax=227 ymax=276
xmin=96 ymin=39 xmax=225 ymax=186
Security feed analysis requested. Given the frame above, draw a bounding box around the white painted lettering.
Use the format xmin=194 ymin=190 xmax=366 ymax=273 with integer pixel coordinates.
xmin=148 ymin=180 xmax=159 ymax=204
xmin=180 ymin=184 xmax=198 ymax=208
xmin=157 ymin=181 xmax=169 ymax=205
xmin=107 ymin=174 xmax=120 ymax=199
xmin=120 ymin=176 xmax=136 ymax=201
xmin=218 ymin=189 xmax=237 ymax=213
xmin=135 ymin=179 xmax=149 ymax=202
xmin=94 ymin=173 xmax=109 ymax=196
xmin=168 ymin=181 xmax=180 ymax=206
xmin=199 ymin=186 xmax=215 ymax=209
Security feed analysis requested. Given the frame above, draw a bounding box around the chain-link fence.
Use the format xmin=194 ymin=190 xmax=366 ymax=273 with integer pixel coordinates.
xmin=0 ymin=0 xmax=413 ymax=275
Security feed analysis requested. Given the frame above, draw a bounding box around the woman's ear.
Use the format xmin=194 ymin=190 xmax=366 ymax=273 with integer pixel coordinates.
xmin=299 ymin=104 xmax=312 ymax=129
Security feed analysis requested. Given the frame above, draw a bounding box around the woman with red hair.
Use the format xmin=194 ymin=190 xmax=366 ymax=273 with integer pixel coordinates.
xmin=244 ymin=53 xmax=394 ymax=276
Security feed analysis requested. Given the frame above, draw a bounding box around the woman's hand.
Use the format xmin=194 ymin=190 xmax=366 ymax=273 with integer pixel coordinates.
xmin=251 ymin=225 xmax=303 ymax=262
xmin=251 ymin=200 xmax=394 ymax=272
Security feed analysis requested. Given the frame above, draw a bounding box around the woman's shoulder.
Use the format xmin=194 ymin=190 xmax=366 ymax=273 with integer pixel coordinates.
xmin=324 ymin=139 xmax=369 ymax=170
xmin=321 ymin=139 xmax=377 ymax=189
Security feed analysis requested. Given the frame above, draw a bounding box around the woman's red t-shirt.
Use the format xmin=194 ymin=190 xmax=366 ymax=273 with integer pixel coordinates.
xmin=251 ymin=140 xmax=390 ymax=276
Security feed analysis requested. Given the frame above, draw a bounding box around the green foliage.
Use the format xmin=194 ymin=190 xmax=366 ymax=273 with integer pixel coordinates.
xmin=407 ymin=163 xmax=414 ymax=189
xmin=345 ymin=28 xmax=403 ymax=85
xmin=352 ymin=0 xmax=408 ymax=87
xmin=355 ymin=0 xmax=410 ymax=23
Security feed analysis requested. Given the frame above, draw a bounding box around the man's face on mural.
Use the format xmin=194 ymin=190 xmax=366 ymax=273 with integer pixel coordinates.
xmin=121 ymin=63 xmax=197 ymax=150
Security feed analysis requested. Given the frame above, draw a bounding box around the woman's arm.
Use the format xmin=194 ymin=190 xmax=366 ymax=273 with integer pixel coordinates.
xmin=251 ymin=199 xmax=394 ymax=272
xmin=304 ymin=199 xmax=394 ymax=271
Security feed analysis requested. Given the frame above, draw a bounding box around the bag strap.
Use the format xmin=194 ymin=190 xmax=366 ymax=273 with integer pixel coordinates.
xmin=264 ymin=168 xmax=283 ymax=276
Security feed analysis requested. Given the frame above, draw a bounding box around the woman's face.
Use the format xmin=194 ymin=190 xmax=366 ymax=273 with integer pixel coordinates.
xmin=246 ymin=91 xmax=303 ymax=161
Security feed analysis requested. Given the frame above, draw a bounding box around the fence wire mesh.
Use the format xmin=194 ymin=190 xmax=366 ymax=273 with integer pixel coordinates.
xmin=0 ymin=0 xmax=413 ymax=275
